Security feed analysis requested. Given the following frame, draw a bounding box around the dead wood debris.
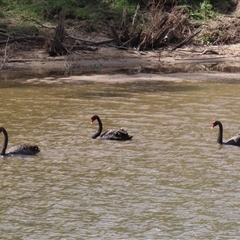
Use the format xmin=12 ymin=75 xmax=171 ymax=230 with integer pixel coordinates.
xmin=201 ymin=49 xmax=219 ymax=55
xmin=110 ymin=6 xmax=199 ymax=51
xmin=0 ymin=5 xmax=195 ymax=55
xmin=1 ymin=3 xmax=240 ymax=57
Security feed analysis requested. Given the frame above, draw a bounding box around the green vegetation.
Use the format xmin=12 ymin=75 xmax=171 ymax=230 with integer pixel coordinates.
xmin=0 ymin=0 xmax=238 ymax=46
xmin=0 ymin=0 xmax=236 ymax=22
xmin=188 ymin=0 xmax=216 ymax=20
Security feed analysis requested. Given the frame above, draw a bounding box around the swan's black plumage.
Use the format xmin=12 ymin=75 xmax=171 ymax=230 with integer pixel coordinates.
xmin=90 ymin=115 xmax=133 ymax=140
xmin=0 ymin=126 xmax=40 ymax=156
xmin=211 ymin=120 xmax=240 ymax=146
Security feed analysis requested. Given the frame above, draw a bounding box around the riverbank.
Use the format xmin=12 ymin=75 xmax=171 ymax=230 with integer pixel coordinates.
xmin=1 ymin=43 xmax=240 ymax=82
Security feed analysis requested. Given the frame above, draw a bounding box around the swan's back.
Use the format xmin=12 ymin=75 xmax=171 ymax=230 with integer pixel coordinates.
xmin=101 ymin=128 xmax=133 ymax=140
xmin=6 ymin=144 xmax=40 ymax=155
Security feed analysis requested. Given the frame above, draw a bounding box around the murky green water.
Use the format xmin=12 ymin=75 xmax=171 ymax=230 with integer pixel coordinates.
xmin=1 ymin=75 xmax=240 ymax=239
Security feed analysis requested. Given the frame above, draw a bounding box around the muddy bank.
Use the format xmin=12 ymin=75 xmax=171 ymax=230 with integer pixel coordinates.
xmin=22 ymin=72 xmax=240 ymax=85
xmin=1 ymin=44 xmax=240 ymax=82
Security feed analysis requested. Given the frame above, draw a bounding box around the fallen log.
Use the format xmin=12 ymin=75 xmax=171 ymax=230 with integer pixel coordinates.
xmin=66 ymin=34 xmax=113 ymax=45
xmin=0 ymin=36 xmax=47 ymax=45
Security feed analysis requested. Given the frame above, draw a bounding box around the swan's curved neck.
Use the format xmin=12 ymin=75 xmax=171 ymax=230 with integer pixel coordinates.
xmin=0 ymin=127 xmax=8 ymax=155
xmin=217 ymin=123 xmax=223 ymax=144
xmin=92 ymin=117 xmax=103 ymax=139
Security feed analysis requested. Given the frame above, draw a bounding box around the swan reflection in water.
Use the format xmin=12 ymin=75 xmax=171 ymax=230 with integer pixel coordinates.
xmin=211 ymin=120 xmax=240 ymax=146
xmin=0 ymin=126 xmax=40 ymax=156
xmin=90 ymin=115 xmax=133 ymax=141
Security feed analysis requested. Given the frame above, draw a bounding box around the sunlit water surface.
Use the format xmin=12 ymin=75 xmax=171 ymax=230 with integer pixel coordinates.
xmin=1 ymin=76 xmax=240 ymax=239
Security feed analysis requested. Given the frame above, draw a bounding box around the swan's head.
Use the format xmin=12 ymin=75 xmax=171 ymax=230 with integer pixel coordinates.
xmin=25 ymin=145 xmax=40 ymax=155
xmin=90 ymin=115 xmax=99 ymax=124
xmin=211 ymin=121 xmax=221 ymax=129
xmin=31 ymin=146 xmax=40 ymax=153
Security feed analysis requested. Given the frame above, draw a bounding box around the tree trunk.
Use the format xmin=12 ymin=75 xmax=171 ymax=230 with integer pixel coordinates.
xmin=48 ymin=7 xmax=67 ymax=56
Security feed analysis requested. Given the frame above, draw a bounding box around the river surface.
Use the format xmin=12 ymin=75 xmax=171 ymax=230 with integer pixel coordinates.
xmin=0 ymin=75 xmax=240 ymax=239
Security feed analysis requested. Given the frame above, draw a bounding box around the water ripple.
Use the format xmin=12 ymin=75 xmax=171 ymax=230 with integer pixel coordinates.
xmin=1 ymin=79 xmax=240 ymax=238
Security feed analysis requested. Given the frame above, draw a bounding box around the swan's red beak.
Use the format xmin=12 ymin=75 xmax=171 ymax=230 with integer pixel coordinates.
xmin=90 ymin=119 xmax=94 ymax=124
xmin=211 ymin=124 xmax=215 ymax=129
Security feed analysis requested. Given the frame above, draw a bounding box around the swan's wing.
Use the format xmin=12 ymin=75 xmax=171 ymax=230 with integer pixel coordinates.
xmin=225 ymin=134 xmax=240 ymax=146
xmin=6 ymin=144 xmax=40 ymax=155
xmin=116 ymin=128 xmax=132 ymax=138
xmin=101 ymin=128 xmax=133 ymax=140
xmin=100 ymin=129 xmax=115 ymax=137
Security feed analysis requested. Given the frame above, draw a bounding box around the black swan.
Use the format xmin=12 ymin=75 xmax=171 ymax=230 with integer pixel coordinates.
xmin=0 ymin=126 xmax=40 ymax=156
xmin=211 ymin=120 xmax=240 ymax=146
xmin=90 ymin=115 xmax=133 ymax=140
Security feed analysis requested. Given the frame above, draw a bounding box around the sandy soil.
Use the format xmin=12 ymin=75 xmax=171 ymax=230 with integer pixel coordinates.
xmin=1 ymin=43 xmax=240 ymax=82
